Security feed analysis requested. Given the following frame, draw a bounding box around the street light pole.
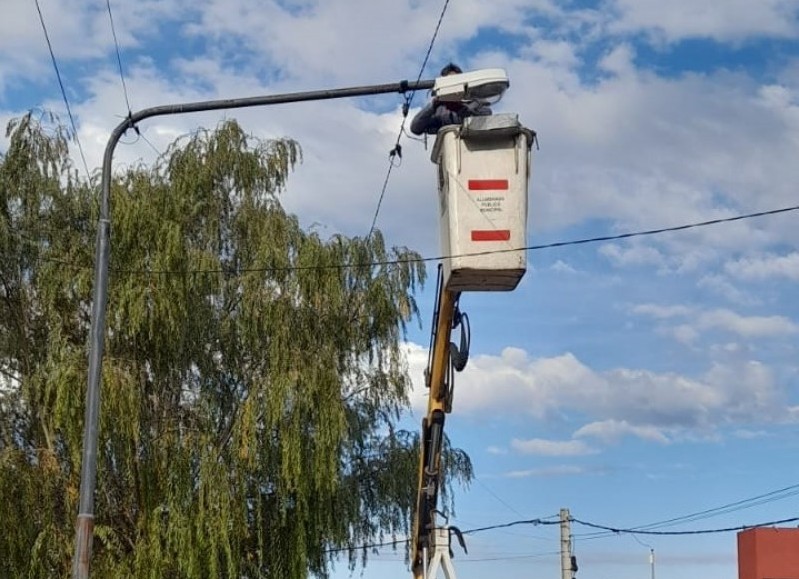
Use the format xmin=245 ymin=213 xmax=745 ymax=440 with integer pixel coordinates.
xmin=71 ymin=78 xmax=435 ymax=579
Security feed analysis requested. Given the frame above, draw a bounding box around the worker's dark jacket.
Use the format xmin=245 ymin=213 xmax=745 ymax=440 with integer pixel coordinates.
xmin=410 ymin=100 xmax=492 ymax=135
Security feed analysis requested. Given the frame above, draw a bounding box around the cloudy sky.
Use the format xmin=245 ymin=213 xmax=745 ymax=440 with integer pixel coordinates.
xmin=4 ymin=0 xmax=799 ymax=578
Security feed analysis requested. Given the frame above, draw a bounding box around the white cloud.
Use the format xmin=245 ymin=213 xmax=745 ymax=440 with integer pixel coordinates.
xmin=504 ymin=465 xmax=592 ymax=478
xmin=486 ymin=445 xmax=507 ymax=455
xmin=732 ymin=429 xmax=769 ymax=440
xmin=694 ymin=309 xmax=798 ymax=338
xmin=550 ymin=259 xmax=578 ymax=274
xmin=529 ymin=40 xmax=580 ymax=69
xmin=5 ymin=0 xmax=799 ymax=449
xmin=0 ymin=0 xmax=192 ymax=91
xmin=599 ymin=243 xmax=666 ymax=268
xmin=709 ymin=342 xmax=746 ymax=355
xmin=486 ymin=49 xmax=799 ymax=260
xmin=671 ymin=324 xmax=700 ymax=345
xmin=574 ymin=419 xmax=670 ymax=444
xmin=631 ymin=303 xmax=692 ymax=319
xmin=185 ymin=0 xmax=536 ymax=85
xmin=633 ymin=304 xmax=796 ymax=343
xmin=4 ymin=9 xmax=799 ymax=578
xmin=5 ymin=0 xmax=799 ymax=264
xmin=405 ymin=341 xmax=795 ymax=436
xmin=510 ymin=438 xmax=597 ymax=456
xmin=599 ymin=43 xmax=636 ymax=77
xmin=697 ymin=274 xmax=758 ymax=306
xmin=608 ymin=0 xmax=799 ymax=42
xmin=725 ymin=252 xmax=799 ymax=281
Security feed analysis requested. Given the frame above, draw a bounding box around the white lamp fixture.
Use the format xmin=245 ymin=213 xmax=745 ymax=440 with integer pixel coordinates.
xmin=432 ymin=68 xmax=510 ymax=102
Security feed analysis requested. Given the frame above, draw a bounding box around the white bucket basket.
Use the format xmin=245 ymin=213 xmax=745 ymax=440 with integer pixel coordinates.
xmin=432 ymin=113 xmax=535 ymax=291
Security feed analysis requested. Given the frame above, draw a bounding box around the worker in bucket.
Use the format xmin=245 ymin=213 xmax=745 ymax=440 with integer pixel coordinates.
xmin=410 ymin=63 xmax=492 ymax=135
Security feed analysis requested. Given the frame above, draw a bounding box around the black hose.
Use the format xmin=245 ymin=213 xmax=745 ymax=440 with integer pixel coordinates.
xmin=449 ymin=311 xmax=470 ymax=372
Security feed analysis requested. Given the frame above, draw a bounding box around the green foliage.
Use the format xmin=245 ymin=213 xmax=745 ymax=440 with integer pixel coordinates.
xmin=0 ymin=114 xmax=472 ymax=578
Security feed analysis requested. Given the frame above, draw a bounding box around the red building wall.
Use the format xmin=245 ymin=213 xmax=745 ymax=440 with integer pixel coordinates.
xmin=738 ymin=527 xmax=799 ymax=579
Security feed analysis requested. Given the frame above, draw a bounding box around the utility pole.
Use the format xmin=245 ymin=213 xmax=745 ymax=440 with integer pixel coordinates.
xmin=632 ymin=533 xmax=655 ymax=579
xmin=649 ymin=548 xmax=655 ymax=579
xmin=560 ymin=508 xmax=572 ymax=579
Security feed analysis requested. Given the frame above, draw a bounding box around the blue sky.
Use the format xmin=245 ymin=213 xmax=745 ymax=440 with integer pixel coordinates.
xmin=4 ymin=1 xmax=799 ymax=578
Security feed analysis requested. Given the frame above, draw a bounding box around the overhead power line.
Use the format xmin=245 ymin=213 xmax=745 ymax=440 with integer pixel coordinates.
xmin=324 ymin=536 xmax=409 ymax=554
xmin=322 ymin=510 xmax=799 ymax=558
xmin=321 ymin=514 xmax=557 ymax=555
xmin=34 ymin=0 xmax=92 ymax=180
xmin=473 ymin=475 xmax=534 ymax=519
xmin=346 ymin=549 xmax=561 ymax=563
xmin=576 ymin=480 xmax=799 ymax=540
xmin=365 ymin=0 xmax=452 ymax=240
xmin=461 ymin=517 xmax=561 ymax=535
xmin=104 ymin=0 xmax=163 ymax=158
xmin=629 ymin=482 xmax=799 ymax=531
xmin=8 ymin=203 xmax=799 ymax=275
xmin=113 ymin=202 xmax=799 ymax=276
xmin=139 ymin=132 xmax=163 ymax=157
xmin=460 ymin=550 xmax=561 ymax=562
xmin=528 ymin=205 xmax=799 ymax=250
xmin=105 ymin=0 xmax=132 ymax=114
xmin=571 ymin=516 xmax=799 ymax=536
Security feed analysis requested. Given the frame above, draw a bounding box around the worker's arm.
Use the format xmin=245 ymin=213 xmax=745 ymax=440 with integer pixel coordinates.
xmin=463 ymin=100 xmax=492 ymax=117
xmin=411 ymin=100 xmax=492 ymax=135
xmin=410 ymin=100 xmax=441 ymax=135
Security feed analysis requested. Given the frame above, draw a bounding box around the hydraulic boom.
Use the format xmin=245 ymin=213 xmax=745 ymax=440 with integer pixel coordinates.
xmin=410 ymin=266 xmax=470 ymax=579
xmin=407 ymin=102 xmax=535 ymax=579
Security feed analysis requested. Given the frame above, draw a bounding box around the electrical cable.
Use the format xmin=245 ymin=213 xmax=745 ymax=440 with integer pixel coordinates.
xmin=34 ymin=0 xmax=92 ymax=181
xmin=105 ymin=0 xmax=132 ymax=114
xmin=461 ymin=517 xmax=561 ymax=535
xmin=365 ymin=0 xmax=452 ymax=240
xmin=111 ymin=202 xmax=799 ymax=276
xmin=630 ymin=533 xmax=653 ymax=549
xmin=319 ymin=511 xmax=799 ymax=562
xmin=104 ymin=0 xmax=162 ymax=157
xmin=323 ymin=536 xmax=410 ymax=554
xmin=457 ymin=550 xmax=561 ymax=562
xmin=321 ymin=514 xmax=558 ymax=555
xmin=570 ymin=515 xmax=799 ymax=536
xmin=634 ymin=490 xmax=799 ymax=532
xmin=575 ymin=480 xmax=799 ymax=540
xmin=331 ymin=548 xmax=562 ymax=563
xmin=7 ymin=203 xmax=798 ymax=275
xmin=139 ymin=131 xmax=163 ymax=157
xmin=472 ymin=475 xmax=532 ymax=520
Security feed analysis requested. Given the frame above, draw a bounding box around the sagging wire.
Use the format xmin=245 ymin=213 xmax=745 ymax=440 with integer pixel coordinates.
xmin=7 ymin=203 xmax=799 ymax=276
xmin=34 ymin=0 xmax=92 ymax=181
xmin=105 ymin=0 xmax=162 ymax=157
xmin=365 ymin=0 xmax=452 ymax=240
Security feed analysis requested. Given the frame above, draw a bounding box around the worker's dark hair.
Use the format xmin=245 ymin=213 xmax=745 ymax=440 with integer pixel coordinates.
xmin=440 ymin=62 xmax=463 ymax=76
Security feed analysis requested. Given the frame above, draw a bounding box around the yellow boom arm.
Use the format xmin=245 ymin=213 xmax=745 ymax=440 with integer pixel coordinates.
xmin=410 ymin=265 xmax=469 ymax=579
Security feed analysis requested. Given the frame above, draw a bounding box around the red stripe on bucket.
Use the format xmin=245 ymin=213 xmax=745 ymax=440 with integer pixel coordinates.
xmin=468 ymin=179 xmax=509 ymax=191
xmin=471 ymin=230 xmax=511 ymax=242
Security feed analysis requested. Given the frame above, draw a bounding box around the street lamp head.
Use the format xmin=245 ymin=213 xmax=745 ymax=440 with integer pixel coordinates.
xmin=432 ymin=67 xmax=509 ymax=103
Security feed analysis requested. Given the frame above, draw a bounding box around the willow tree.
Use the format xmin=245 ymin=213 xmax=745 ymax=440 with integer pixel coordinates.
xmin=0 ymin=114 xmax=472 ymax=578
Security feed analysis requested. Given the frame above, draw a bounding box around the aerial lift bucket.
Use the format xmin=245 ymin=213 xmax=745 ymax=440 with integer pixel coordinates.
xmin=432 ymin=113 xmax=535 ymax=292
